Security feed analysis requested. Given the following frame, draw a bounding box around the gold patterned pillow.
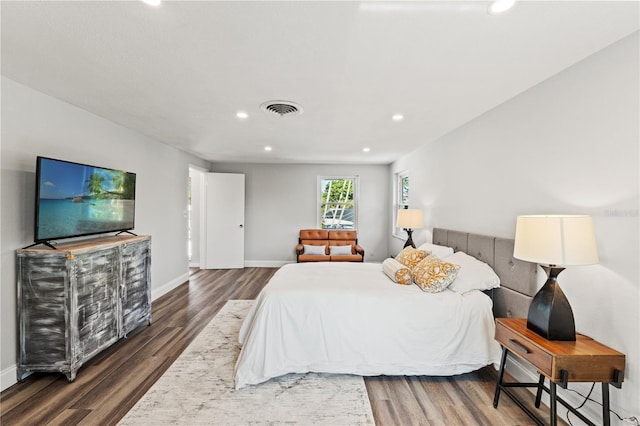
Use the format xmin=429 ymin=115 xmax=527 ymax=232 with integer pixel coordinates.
xmin=412 ymin=256 xmax=460 ymax=293
xmin=382 ymin=258 xmax=412 ymax=285
xmin=395 ymin=247 xmax=429 ymax=269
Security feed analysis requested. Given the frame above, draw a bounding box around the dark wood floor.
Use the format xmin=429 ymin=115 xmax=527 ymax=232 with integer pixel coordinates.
xmin=1 ymin=267 xmax=561 ymax=425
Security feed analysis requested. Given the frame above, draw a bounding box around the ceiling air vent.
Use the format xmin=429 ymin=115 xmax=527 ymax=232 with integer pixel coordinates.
xmin=260 ymin=101 xmax=303 ymax=117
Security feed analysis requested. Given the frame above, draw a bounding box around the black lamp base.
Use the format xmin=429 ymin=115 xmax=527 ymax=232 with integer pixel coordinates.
xmin=403 ymin=229 xmax=415 ymax=249
xmin=526 ymin=266 xmax=576 ymax=341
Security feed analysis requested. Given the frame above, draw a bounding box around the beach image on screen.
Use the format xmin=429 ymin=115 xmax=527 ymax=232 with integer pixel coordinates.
xmin=37 ymin=159 xmax=135 ymax=241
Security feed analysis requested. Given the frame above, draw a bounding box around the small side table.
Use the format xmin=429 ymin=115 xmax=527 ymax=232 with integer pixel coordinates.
xmin=493 ymin=318 xmax=625 ymax=426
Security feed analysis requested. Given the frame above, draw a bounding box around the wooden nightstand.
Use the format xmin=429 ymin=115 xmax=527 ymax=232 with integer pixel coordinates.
xmin=493 ymin=318 xmax=625 ymax=426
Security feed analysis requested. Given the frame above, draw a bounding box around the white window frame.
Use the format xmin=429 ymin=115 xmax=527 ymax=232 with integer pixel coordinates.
xmin=393 ymin=171 xmax=410 ymax=238
xmin=317 ymin=176 xmax=358 ymax=230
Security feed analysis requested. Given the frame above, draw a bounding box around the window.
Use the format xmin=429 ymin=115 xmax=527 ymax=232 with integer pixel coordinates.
xmin=319 ymin=177 xmax=357 ymax=229
xmin=394 ymin=171 xmax=409 ymax=236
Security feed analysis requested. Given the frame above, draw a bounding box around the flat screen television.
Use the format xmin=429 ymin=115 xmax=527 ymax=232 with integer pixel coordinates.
xmin=34 ymin=156 xmax=136 ymax=245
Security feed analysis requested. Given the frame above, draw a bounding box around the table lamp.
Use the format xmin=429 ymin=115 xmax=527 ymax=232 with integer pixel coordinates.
xmin=396 ymin=209 xmax=424 ymax=248
xmin=513 ymin=215 xmax=599 ymax=341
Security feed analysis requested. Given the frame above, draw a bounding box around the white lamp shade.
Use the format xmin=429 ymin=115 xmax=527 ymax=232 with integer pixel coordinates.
xmin=513 ymin=215 xmax=599 ymax=266
xmin=396 ymin=209 xmax=424 ymax=229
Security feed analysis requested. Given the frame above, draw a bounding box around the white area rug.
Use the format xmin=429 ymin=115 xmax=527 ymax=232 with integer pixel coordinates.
xmin=119 ymin=300 xmax=375 ymax=425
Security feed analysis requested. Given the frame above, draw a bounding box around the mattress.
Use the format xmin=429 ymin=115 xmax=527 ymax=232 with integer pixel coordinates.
xmin=235 ymin=262 xmax=501 ymax=389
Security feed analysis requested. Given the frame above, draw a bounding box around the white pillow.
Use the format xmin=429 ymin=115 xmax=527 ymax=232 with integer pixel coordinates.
xmin=417 ymin=242 xmax=454 ymax=259
xmin=303 ymin=244 xmax=327 ymax=255
xmin=446 ymin=251 xmax=500 ymax=293
xmin=329 ymin=245 xmax=352 ymax=255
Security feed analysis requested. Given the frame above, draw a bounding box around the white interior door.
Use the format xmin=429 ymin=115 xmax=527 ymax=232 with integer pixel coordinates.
xmin=188 ymin=166 xmax=206 ymax=268
xmin=204 ymin=173 xmax=245 ymax=269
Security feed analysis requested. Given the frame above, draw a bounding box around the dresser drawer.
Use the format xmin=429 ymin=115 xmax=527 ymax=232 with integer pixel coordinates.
xmin=496 ymin=321 xmax=552 ymax=377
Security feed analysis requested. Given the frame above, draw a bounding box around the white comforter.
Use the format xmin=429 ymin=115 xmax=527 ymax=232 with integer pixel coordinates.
xmin=235 ymin=262 xmax=501 ymax=389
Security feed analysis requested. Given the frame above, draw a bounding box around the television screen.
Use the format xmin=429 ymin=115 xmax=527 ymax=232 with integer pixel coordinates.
xmin=35 ymin=156 xmax=136 ymax=243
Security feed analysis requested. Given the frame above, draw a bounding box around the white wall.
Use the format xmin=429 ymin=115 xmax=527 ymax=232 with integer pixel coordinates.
xmin=390 ymin=33 xmax=639 ymax=423
xmin=211 ymin=163 xmax=390 ymax=264
xmin=0 ymin=77 xmax=210 ymax=390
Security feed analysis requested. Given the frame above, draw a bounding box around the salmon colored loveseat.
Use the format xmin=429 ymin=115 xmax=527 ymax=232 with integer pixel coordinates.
xmin=296 ymin=229 xmax=365 ymax=262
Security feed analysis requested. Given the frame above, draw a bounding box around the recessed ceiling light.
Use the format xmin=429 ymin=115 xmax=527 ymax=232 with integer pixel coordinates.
xmin=236 ymin=111 xmax=248 ymax=119
xmin=363 ymin=148 xmax=371 ymax=153
xmin=392 ymin=114 xmax=404 ymax=121
xmin=264 ymin=146 xmax=272 ymax=152
xmin=488 ymin=0 xmax=515 ymax=14
xmin=141 ymin=0 xmax=161 ymax=6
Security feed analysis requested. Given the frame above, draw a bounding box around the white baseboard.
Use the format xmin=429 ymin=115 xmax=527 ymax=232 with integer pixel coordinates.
xmin=244 ymin=260 xmax=293 ymax=268
xmin=151 ymin=272 xmax=189 ymax=301
xmin=189 ymin=262 xmax=200 ymax=268
xmin=1 ymin=364 xmax=17 ymax=392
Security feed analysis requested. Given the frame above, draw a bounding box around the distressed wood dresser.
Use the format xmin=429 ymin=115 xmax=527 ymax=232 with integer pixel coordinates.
xmin=16 ymin=235 xmax=151 ymax=382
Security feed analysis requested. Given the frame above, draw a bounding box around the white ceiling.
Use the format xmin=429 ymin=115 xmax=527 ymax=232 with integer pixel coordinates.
xmin=2 ymin=1 xmax=638 ymax=164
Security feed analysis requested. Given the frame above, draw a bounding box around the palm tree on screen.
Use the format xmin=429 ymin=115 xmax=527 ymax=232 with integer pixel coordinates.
xmin=86 ymin=172 xmax=105 ymax=198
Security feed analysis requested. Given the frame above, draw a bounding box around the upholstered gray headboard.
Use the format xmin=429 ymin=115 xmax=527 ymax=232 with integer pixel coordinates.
xmin=433 ymin=228 xmax=537 ymax=318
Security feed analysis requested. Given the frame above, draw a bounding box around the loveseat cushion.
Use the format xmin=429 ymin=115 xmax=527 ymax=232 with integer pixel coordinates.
xmin=300 ymin=229 xmax=329 ymax=240
xmin=330 ymin=254 xmax=363 ymax=262
xmin=298 ymin=254 xmax=331 ymax=262
xmin=328 ymin=230 xmax=357 ymax=241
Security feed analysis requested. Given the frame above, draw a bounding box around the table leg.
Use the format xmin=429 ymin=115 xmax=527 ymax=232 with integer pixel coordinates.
xmin=493 ymin=347 xmax=508 ymax=408
xmin=549 ymin=381 xmax=557 ymax=426
xmin=602 ymin=383 xmax=610 ymax=426
xmin=535 ymin=374 xmax=545 ymax=408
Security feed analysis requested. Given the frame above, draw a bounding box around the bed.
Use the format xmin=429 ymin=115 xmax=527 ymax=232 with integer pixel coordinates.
xmin=235 ymin=228 xmax=537 ymax=390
